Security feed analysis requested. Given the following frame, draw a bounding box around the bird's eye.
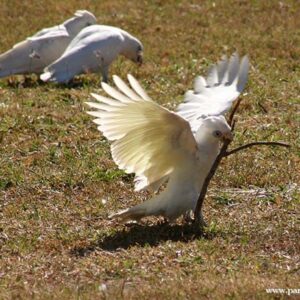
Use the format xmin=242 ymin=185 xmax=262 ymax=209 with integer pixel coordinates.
xmin=213 ymin=130 xmax=222 ymax=138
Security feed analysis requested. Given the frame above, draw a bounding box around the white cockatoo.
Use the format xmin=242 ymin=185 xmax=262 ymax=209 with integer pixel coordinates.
xmin=86 ymin=53 xmax=249 ymax=223
xmin=40 ymin=25 xmax=143 ymax=83
xmin=0 ymin=10 xmax=96 ymax=78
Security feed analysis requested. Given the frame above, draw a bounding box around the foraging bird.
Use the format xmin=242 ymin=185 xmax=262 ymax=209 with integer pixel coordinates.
xmin=86 ymin=53 xmax=249 ymax=223
xmin=40 ymin=25 xmax=143 ymax=83
xmin=0 ymin=10 xmax=97 ymax=78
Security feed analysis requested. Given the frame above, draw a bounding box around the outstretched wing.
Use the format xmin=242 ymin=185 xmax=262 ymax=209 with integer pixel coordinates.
xmin=177 ymin=53 xmax=249 ymax=132
xmin=86 ymin=75 xmax=198 ymax=191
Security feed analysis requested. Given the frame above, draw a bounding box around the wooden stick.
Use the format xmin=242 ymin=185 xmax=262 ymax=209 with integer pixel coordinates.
xmin=193 ymin=97 xmax=290 ymax=227
xmin=194 ymin=138 xmax=232 ymax=224
xmin=193 ymin=138 xmax=290 ymax=226
xmin=225 ymin=141 xmax=290 ymax=156
xmin=228 ymin=98 xmax=242 ymax=126
xmin=193 ymin=97 xmax=243 ymax=225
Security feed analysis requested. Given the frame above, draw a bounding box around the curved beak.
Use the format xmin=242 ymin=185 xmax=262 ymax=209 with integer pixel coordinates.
xmin=222 ymin=131 xmax=234 ymax=142
xmin=137 ymin=52 xmax=143 ymax=66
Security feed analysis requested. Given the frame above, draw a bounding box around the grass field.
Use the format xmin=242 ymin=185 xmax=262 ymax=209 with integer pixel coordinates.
xmin=0 ymin=0 xmax=299 ymax=299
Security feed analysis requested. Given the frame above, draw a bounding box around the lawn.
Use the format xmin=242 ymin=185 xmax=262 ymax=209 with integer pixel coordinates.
xmin=0 ymin=0 xmax=299 ymax=299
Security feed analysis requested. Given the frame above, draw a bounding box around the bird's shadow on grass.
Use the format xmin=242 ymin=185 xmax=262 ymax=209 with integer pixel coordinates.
xmin=71 ymin=222 xmax=216 ymax=257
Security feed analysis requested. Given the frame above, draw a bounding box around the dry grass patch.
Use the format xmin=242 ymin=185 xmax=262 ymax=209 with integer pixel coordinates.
xmin=0 ymin=0 xmax=299 ymax=299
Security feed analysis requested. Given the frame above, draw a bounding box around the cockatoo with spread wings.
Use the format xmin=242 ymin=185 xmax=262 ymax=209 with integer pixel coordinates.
xmin=86 ymin=53 xmax=249 ymax=222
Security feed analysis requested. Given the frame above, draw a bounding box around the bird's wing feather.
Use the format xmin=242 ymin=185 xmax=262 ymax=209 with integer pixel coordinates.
xmin=177 ymin=53 xmax=249 ymax=132
xmin=26 ymin=26 xmax=69 ymax=42
xmin=86 ymin=75 xmax=198 ymax=191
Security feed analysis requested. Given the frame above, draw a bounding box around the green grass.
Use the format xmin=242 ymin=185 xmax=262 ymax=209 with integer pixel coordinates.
xmin=0 ymin=0 xmax=299 ymax=299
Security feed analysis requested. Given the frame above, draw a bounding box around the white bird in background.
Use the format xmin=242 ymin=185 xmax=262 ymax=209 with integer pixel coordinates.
xmin=0 ymin=10 xmax=97 ymax=78
xmin=40 ymin=25 xmax=143 ymax=83
xmin=86 ymin=53 xmax=249 ymax=223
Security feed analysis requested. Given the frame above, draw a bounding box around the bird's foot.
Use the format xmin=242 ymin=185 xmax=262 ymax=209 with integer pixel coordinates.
xmin=183 ymin=210 xmax=194 ymax=224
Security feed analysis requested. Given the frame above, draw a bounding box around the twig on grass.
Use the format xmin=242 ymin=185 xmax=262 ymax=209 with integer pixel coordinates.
xmin=194 ymin=138 xmax=232 ymax=225
xmin=225 ymin=141 xmax=290 ymax=156
xmin=193 ymin=98 xmax=290 ymax=227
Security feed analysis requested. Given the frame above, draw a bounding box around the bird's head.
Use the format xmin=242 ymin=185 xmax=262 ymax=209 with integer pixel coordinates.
xmin=196 ymin=116 xmax=233 ymax=144
xmin=65 ymin=10 xmax=97 ymax=36
xmin=121 ymin=37 xmax=144 ymax=66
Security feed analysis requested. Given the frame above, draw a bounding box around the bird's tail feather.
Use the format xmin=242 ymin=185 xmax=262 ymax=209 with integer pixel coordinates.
xmin=108 ymin=206 xmax=147 ymax=222
xmin=40 ymin=63 xmax=73 ymax=83
xmin=109 ymin=196 xmax=164 ymax=222
xmin=40 ymin=71 xmax=52 ymax=82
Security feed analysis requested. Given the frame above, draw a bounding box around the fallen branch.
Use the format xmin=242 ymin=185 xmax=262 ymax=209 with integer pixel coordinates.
xmin=194 ymin=138 xmax=232 ymax=225
xmin=225 ymin=141 xmax=290 ymax=156
xmin=228 ymin=98 xmax=242 ymax=126
xmin=193 ymin=99 xmax=290 ymax=227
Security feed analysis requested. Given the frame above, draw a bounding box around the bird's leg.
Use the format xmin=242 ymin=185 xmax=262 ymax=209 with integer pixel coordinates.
xmin=101 ymin=65 xmax=109 ymax=83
